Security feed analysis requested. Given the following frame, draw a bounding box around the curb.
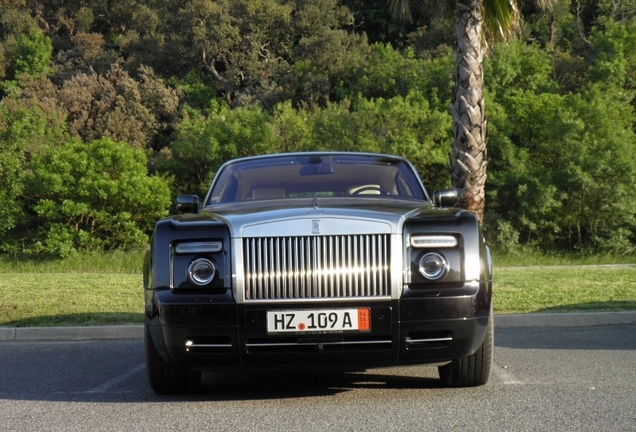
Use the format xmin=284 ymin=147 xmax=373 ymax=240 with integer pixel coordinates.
xmin=1 ymin=312 xmax=635 ymax=342
xmin=0 ymin=325 xmax=143 ymax=342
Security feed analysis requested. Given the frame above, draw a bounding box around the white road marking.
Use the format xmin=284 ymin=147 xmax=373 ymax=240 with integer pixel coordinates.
xmin=86 ymin=363 xmax=145 ymax=393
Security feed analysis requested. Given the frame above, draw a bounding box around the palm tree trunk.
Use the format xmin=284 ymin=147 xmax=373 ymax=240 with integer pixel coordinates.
xmin=450 ymin=0 xmax=488 ymax=224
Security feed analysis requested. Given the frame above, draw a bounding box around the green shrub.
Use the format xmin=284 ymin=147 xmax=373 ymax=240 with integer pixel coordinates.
xmin=0 ymin=103 xmax=69 ymax=248
xmin=21 ymin=138 xmax=171 ymax=257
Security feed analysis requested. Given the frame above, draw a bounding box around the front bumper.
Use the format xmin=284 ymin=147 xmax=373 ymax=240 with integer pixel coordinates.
xmin=146 ymin=283 xmax=491 ymax=372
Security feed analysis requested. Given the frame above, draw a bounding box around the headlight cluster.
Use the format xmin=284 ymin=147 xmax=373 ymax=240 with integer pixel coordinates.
xmin=410 ymin=235 xmax=458 ymax=282
xmin=418 ymin=252 xmax=449 ymax=280
xmin=187 ymin=258 xmax=216 ymax=286
xmin=174 ymin=241 xmax=223 ymax=288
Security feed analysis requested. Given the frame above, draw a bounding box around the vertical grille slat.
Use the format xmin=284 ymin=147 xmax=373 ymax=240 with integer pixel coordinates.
xmin=244 ymin=234 xmax=390 ymax=301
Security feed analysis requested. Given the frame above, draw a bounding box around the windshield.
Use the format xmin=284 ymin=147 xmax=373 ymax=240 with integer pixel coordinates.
xmin=205 ymin=154 xmax=428 ymax=205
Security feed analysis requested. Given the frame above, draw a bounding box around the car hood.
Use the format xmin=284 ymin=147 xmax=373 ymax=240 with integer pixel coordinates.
xmin=185 ymin=198 xmax=461 ymax=238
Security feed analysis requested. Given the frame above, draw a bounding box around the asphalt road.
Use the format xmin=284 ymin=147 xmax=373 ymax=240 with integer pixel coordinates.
xmin=1 ymin=325 xmax=635 ymax=432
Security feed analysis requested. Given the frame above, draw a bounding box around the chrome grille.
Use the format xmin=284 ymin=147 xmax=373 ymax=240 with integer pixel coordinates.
xmin=243 ymin=235 xmax=390 ymax=300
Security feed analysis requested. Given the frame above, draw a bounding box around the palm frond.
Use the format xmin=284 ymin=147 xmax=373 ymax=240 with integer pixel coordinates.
xmin=388 ymin=0 xmax=413 ymax=23
xmin=481 ymin=0 xmax=519 ymax=41
xmin=388 ymin=0 xmax=520 ymax=41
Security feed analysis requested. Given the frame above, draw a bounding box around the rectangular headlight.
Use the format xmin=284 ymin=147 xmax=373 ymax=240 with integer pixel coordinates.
xmin=175 ymin=241 xmax=223 ymax=254
xmin=410 ymin=235 xmax=457 ymax=248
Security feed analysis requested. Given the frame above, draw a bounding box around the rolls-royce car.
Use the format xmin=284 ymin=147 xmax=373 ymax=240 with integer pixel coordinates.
xmin=143 ymin=152 xmax=493 ymax=393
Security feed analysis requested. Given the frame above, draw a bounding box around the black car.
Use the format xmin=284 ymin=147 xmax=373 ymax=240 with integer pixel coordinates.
xmin=143 ymin=152 xmax=493 ymax=393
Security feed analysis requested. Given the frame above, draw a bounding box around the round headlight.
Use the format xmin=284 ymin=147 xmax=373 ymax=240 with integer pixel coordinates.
xmin=418 ymin=252 xmax=449 ymax=280
xmin=187 ymin=258 xmax=216 ymax=286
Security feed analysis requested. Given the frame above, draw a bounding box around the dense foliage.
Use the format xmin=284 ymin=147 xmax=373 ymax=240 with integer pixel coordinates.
xmin=1 ymin=0 xmax=635 ymax=256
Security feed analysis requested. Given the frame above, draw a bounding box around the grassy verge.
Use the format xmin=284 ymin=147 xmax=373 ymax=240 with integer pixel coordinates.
xmin=1 ymin=251 xmax=635 ymax=327
xmin=0 ymin=250 xmax=145 ymax=327
xmin=492 ymin=249 xmax=636 ymax=267
xmin=0 ymin=249 xmax=144 ymax=274
xmin=494 ymin=266 xmax=636 ymax=314
xmin=1 ymin=273 xmax=143 ymax=327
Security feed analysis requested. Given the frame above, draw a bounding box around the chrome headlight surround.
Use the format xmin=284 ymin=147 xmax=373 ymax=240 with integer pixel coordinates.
xmin=187 ymin=258 xmax=216 ymax=286
xmin=418 ymin=252 xmax=449 ymax=280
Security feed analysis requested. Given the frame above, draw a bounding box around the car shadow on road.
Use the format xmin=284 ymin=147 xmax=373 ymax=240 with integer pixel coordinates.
xmin=108 ymin=369 xmax=452 ymax=404
xmin=5 ymin=365 xmax=452 ymax=403
xmin=187 ymin=367 xmax=445 ymax=401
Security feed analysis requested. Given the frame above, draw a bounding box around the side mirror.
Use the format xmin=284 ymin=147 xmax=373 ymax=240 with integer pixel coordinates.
xmin=433 ymin=189 xmax=458 ymax=208
xmin=176 ymin=195 xmax=199 ymax=214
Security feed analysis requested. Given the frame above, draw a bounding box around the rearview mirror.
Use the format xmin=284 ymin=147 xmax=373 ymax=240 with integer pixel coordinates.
xmin=299 ymin=163 xmax=333 ymax=176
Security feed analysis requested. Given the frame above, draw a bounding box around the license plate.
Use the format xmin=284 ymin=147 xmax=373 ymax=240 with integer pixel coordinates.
xmin=267 ymin=308 xmax=371 ymax=333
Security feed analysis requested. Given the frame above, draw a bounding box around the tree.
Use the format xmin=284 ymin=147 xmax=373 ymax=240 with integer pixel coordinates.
xmin=23 ymin=137 xmax=172 ymax=257
xmin=9 ymin=64 xmax=181 ymax=151
xmin=481 ymin=35 xmax=636 ymax=253
xmin=0 ymin=98 xmax=69 ymax=254
xmin=6 ymin=28 xmax=52 ymax=78
xmin=390 ymin=0 xmax=519 ymax=223
xmin=157 ymin=101 xmax=277 ymax=196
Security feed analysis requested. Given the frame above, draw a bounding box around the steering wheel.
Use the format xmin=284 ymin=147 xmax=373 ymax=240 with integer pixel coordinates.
xmin=351 ymin=186 xmax=390 ymax=196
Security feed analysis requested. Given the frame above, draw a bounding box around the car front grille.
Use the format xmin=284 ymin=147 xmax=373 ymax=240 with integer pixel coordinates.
xmin=243 ymin=234 xmax=391 ymax=300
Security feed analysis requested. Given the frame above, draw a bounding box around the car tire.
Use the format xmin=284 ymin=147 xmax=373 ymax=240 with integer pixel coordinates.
xmin=145 ymin=323 xmax=201 ymax=394
xmin=438 ymin=314 xmax=493 ymax=387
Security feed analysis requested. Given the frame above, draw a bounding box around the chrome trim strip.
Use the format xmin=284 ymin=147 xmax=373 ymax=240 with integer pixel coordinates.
xmin=185 ymin=341 xmax=233 ymax=351
xmin=405 ymin=337 xmax=453 ymax=343
xmin=246 ymin=340 xmax=392 ymax=347
xmin=390 ymin=234 xmax=403 ymax=300
xmin=169 ymin=243 xmax=175 ymax=289
xmin=241 ymin=296 xmax=392 ymax=305
xmin=186 ymin=343 xmax=233 ymax=348
xmin=233 ymin=238 xmax=245 ymax=303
